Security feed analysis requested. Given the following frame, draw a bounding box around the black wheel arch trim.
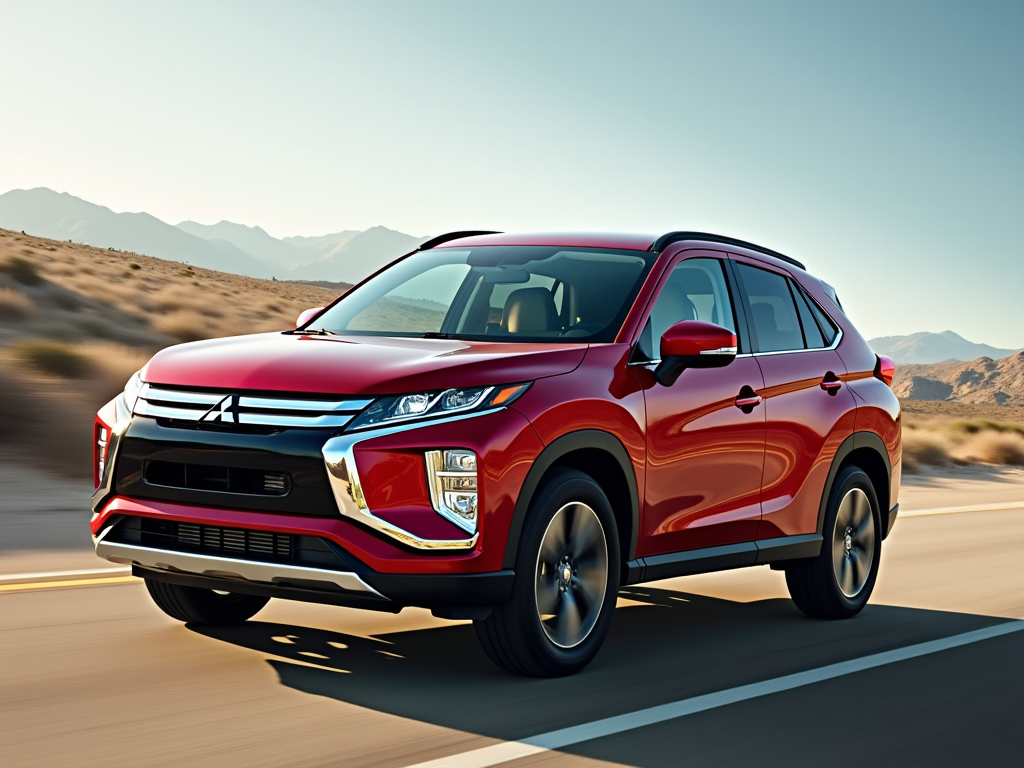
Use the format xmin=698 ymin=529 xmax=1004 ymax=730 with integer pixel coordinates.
xmin=501 ymin=429 xmax=640 ymax=570
xmin=817 ymin=431 xmax=892 ymax=538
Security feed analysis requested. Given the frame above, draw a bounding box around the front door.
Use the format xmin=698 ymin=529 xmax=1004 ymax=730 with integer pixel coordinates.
xmin=635 ymin=253 xmax=766 ymax=557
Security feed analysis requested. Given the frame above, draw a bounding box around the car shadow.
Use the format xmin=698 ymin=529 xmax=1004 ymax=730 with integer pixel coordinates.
xmin=189 ymin=585 xmax=1006 ymax=745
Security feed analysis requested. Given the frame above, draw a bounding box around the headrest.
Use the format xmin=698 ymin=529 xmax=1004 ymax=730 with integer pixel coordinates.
xmin=502 ymin=287 xmax=559 ymax=333
xmin=675 ymin=267 xmax=714 ymax=294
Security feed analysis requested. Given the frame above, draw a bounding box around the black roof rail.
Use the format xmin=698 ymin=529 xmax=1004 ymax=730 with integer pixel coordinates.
xmin=649 ymin=231 xmax=806 ymax=271
xmin=417 ymin=230 xmax=502 ymax=251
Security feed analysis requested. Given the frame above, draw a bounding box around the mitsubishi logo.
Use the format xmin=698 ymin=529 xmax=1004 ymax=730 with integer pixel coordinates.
xmin=200 ymin=394 xmax=239 ymax=424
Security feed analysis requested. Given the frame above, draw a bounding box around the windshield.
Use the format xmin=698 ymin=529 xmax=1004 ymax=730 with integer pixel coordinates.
xmin=308 ymin=246 xmax=657 ymax=343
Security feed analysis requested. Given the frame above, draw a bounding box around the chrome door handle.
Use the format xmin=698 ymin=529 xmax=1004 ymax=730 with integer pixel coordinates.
xmin=820 ymin=373 xmax=843 ymax=394
xmin=735 ymin=386 xmax=762 ymax=411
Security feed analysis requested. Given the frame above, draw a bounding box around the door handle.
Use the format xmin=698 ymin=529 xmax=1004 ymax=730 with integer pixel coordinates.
xmin=820 ymin=372 xmax=843 ymax=394
xmin=735 ymin=386 xmax=762 ymax=411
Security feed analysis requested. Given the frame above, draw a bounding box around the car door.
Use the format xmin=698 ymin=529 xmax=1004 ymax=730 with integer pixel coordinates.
xmin=731 ymin=258 xmax=857 ymax=541
xmin=635 ymin=252 xmax=766 ymax=557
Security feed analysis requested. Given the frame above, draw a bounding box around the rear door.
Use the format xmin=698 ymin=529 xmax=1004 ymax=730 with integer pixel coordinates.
xmin=731 ymin=259 xmax=857 ymax=540
xmin=636 ymin=252 xmax=766 ymax=556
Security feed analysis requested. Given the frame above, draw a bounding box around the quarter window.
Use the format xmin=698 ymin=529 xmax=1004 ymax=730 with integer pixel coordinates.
xmin=735 ymin=262 xmax=804 ymax=353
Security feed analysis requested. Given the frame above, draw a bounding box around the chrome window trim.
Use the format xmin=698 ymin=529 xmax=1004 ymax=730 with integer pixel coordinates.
xmin=94 ymin=534 xmax=385 ymax=598
xmin=322 ymin=410 xmax=501 ymax=551
xmin=736 ymin=327 xmax=843 ymax=358
xmin=699 ymin=346 xmax=738 ymax=355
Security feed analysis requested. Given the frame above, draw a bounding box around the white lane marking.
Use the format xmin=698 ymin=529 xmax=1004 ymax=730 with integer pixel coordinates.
xmin=901 ymin=501 xmax=1024 ymax=518
xmin=0 ymin=567 xmax=130 ymax=582
xmin=403 ymin=621 xmax=1024 ymax=768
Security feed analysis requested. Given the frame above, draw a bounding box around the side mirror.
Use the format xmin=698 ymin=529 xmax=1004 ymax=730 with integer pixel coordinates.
xmin=295 ymin=307 xmax=324 ymax=328
xmin=655 ymin=320 xmax=738 ymax=386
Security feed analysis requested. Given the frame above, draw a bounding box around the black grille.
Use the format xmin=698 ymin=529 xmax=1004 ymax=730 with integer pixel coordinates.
xmin=177 ymin=522 xmax=292 ymax=560
xmin=144 ymin=460 xmax=291 ymax=497
xmin=110 ymin=517 xmax=357 ymax=571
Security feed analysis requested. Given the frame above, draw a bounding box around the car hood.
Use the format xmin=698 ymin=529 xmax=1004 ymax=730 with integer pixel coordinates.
xmin=142 ymin=332 xmax=587 ymax=395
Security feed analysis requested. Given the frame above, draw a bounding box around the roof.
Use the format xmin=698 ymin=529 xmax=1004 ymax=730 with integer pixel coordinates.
xmin=428 ymin=230 xmax=807 ymax=272
xmin=433 ymin=232 xmax=658 ymax=251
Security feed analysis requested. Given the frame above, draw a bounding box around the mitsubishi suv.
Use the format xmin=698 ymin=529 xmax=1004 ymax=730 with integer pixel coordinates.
xmin=91 ymin=230 xmax=901 ymax=677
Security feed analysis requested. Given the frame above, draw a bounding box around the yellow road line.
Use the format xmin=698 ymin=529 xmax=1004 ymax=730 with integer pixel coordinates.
xmin=0 ymin=576 xmax=138 ymax=593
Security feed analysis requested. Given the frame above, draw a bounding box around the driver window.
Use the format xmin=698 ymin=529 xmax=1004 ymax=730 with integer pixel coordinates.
xmin=639 ymin=258 xmax=736 ymax=360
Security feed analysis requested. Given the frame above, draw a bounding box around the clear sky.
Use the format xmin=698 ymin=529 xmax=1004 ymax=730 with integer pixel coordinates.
xmin=1 ymin=0 xmax=1021 ymax=346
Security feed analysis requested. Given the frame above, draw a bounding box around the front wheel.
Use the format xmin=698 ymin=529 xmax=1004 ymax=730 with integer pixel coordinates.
xmin=145 ymin=578 xmax=270 ymax=625
xmin=475 ymin=468 xmax=620 ymax=677
xmin=785 ymin=466 xmax=881 ymax=619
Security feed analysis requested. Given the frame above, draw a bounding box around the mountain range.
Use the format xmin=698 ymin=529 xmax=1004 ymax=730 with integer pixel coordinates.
xmin=867 ymin=330 xmax=1020 ymax=365
xmin=0 ymin=187 xmax=424 ymax=283
xmin=892 ymin=351 xmax=1024 ymax=407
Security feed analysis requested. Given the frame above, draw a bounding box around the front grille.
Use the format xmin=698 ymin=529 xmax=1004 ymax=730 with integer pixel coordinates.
xmin=109 ymin=517 xmax=357 ymax=571
xmin=143 ymin=460 xmax=291 ymax=496
xmin=134 ymin=384 xmax=374 ymax=429
xmin=177 ymin=522 xmax=292 ymax=559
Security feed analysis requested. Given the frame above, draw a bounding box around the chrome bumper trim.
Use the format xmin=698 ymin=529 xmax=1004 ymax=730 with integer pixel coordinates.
xmin=95 ymin=538 xmax=386 ymax=597
xmin=322 ymin=411 xmax=499 ymax=551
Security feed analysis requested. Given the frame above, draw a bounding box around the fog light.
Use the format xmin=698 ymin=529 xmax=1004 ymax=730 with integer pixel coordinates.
xmin=425 ymin=449 xmax=478 ymax=535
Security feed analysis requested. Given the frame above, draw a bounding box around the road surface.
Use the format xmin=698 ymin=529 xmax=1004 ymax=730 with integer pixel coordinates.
xmin=2 ymin=464 xmax=1023 ymax=767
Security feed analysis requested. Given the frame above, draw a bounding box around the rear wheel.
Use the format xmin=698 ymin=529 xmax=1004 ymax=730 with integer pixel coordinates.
xmin=145 ymin=578 xmax=269 ymax=625
xmin=786 ymin=466 xmax=881 ymax=619
xmin=475 ymin=468 xmax=620 ymax=677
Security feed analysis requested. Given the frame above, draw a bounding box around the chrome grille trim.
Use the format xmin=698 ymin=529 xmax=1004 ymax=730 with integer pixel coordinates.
xmin=134 ymin=384 xmax=373 ymax=429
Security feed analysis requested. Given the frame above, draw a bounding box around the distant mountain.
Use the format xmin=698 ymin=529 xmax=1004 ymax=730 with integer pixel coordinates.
xmin=892 ymin=351 xmax=1024 ymax=407
xmin=0 ymin=187 xmax=425 ymax=283
xmin=869 ymin=330 xmax=1020 ymax=365
xmin=176 ymin=220 xmax=308 ymax=269
xmin=281 ymin=230 xmax=360 ymax=258
xmin=0 ymin=188 xmax=274 ymax=278
xmin=288 ymin=226 xmax=426 ymax=282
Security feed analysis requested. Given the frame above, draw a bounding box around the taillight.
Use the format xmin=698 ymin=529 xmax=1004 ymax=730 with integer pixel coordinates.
xmin=874 ymin=354 xmax=895 ymax=387
xmin=93 ymin=418 xmax=111 ymax=488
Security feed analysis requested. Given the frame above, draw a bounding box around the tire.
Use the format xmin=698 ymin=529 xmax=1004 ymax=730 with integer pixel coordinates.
xmin=145 ymin=578 xmax=270 ymax=625
xmin=786 ymin=466 xmax=881 ymax=619
xmin=474 ymin=468 xmax=620 ymax=677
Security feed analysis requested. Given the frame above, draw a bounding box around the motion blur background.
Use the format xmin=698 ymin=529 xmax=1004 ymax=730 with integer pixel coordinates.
xmin=1 ymin=3 xmax=1023 ymax=766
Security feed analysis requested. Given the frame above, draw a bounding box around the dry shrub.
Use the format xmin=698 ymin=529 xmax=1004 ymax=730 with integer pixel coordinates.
xmin=0 ymin=286 xmax=35 ymax=320
xmin=901 ymin=428 xmax=954 ymax=471
xmin=954 ymin=431 xmax=1024 ymax=467
xmin=151 ymin=309 xmax=217 ymax=342
xmin=78 ymin=343 xmax=152 ymax=393
xmin=12 ymin=339 xmax=92 ymax=378
xmin=950 ymin=419 xmax=1024 ymax=438
xmin=1 ymin=254 xmax=43 ymax=285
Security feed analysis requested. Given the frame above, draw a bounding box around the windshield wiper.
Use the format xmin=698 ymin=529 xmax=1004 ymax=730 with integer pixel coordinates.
xmin=294 ymin=328 xmax=338 ymax=336
xmin=420 ymin=332 xmax=455 ymax=339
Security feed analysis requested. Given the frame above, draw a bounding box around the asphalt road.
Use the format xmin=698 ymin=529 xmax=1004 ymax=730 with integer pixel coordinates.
xmin=2 ymin=467 xmax=1023 ymax=767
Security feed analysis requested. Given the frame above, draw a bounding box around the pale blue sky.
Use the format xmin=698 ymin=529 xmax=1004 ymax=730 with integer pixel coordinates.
xmin=1 ymin=0 xmax=1021 ymax=346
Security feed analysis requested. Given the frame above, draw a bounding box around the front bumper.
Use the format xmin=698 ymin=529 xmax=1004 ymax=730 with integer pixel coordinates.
xmin=95 ymin=517 xmax=514 ymax=610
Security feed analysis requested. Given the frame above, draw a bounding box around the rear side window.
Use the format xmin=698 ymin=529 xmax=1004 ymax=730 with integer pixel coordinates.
xmin=803 ymin=287 xmax=839 ymax=344
xmin=735 ymin=263 xmax=803 ymax=352
xmin=792 ymin=286 xmax=826 ymax=348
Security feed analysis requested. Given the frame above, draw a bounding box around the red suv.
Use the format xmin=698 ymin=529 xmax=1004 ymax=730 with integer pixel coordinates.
xmin=91 ymin=231 xmax=901 ymax=677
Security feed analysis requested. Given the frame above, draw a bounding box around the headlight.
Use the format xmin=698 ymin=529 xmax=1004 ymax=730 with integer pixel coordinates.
xmin=121 ymin=371 xmax=144 ymax=413
xmin=347 ymin=382 xmax=531 ymax=431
